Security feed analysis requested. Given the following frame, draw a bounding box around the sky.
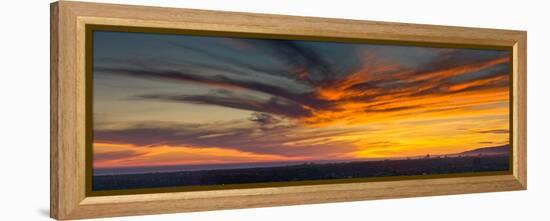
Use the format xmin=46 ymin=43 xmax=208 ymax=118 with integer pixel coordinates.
xmin=92 ymin=30 xmax=511 ymax=171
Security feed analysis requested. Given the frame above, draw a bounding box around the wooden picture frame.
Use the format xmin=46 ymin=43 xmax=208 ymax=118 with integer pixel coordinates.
xmin=50 ymin=1 xmax=527 ymax=220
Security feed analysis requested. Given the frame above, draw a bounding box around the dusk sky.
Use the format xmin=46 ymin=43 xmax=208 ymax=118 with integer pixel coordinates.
xmin=92 ymin=30 xmax=510 ymax=170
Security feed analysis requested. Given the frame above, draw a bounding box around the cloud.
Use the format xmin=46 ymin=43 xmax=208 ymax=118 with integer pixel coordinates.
xmin=363 ymin=104 xmax=425 ymax=113
xmin=166 ymin=38 xmax=366 ymax=87
xmin=248 ymin=113 xmax=282 ymax=127
xmin=96 ymin=66 xmax=330 ymax=110
xmin=94 ymin=150 xmax=146 ymax=162
xmin=135 ymin=93 xmax=313 ymax=118
xmin=95 ymin=38 xmax=510 ymax=128
xmin=246 ymin=40 xmax=334 ymax=82
xmin=476 ymin=129 xmax=509 ymax=134
xmin=94 ymin=120 xmax=363 ymax=158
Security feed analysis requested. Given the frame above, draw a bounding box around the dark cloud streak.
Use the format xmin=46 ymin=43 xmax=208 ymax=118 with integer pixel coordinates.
xmin=94 ymin=121 xmax=362 ymax=157
xmin=135 ymin=93 xmax=312 ymax=118
xmin=94 ymin=37 xmax=510 ymax=125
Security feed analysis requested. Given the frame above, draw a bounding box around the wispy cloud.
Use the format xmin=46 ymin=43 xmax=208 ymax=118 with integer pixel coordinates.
xmin=92 ymin=32 xmax=511 ymax=168
xmin=94 ymin=120 xmax=364 ymax=158
xmin=475 ymin=129 xmax=509 ymax=134
xmin=97 ymin=51 xmax=509 ymax=126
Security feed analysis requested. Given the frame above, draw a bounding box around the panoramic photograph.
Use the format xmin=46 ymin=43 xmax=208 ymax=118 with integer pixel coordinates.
xmin=91 ymin=30 xmax=511 ymax=192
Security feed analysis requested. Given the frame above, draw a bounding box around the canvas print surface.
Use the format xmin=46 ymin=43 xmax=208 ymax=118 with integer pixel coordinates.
xmin=91 ymin=29 xmax=511 ymax=192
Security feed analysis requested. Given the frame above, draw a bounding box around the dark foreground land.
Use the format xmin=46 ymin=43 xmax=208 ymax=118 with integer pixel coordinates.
xmin=93 ymin=155 xmax=509 ymax=191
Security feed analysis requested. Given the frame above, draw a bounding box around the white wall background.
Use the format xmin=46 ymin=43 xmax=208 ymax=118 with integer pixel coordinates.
xmin=0 ymin=0 xmax=548 ymax=220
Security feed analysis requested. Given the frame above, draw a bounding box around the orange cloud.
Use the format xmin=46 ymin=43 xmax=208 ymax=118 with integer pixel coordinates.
xmin=94 ymin=142 xmax=304 ymax=169
xmin=289 ymin=55 xmax=510 ymax=159
xmin=301 ymin=55 xmax=509 ymax=127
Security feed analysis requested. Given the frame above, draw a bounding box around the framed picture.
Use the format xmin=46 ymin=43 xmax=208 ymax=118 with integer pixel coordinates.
xmin=50 ymin=1 xmax=527 ymax=220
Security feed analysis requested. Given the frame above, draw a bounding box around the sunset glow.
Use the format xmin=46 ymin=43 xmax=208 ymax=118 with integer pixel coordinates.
xmin=92 ymin=31 xmax=510 ymax=172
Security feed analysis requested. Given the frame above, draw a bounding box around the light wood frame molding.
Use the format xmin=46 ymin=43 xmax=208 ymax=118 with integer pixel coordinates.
xmin=50 ymin=1 xmax=527 ymax=220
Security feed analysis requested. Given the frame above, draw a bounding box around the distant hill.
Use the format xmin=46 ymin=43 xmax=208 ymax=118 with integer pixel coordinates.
xmin=459 ymin=144 xmax=510 ymax=156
